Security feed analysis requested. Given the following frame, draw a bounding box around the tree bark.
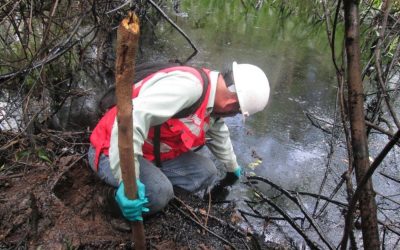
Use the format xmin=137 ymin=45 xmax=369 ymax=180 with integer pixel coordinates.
xmin=115 ymin=12 xmax=146 ymax=249
xmin=341 ymin=1 xmax=380 ymax=249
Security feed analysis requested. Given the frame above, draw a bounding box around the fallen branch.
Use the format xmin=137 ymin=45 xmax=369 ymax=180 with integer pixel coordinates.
xmin=379 ymin=172 xmax=400 ymax=184
xmin=50 ymin=154 xmax=86 ymax=191
xmin=239 ymin=206 xmax=304 ymax=222
xmin=247 ymin=186 xmax=321 ymax=250
xmin=379 ymin=172 xmax=400 ymax=183
xmin=247 ymin=176 xmax=335 ymax=250
xmin=378 ymin=221 xmax=400 ymax=237
xmin=305 ymin=111 xmax=334 ymax=134
xmin=296 ymin=190 xmax=347 ymax=208
xmin=314 ymin=178 xmax=346 ymax=217
xmin=170 ymin=203 xmax=237 ymax=249
xmin=173 ymin=196 xmax=203 ymax=224
xmin=173 ymin=196 xmax=252 ymax=239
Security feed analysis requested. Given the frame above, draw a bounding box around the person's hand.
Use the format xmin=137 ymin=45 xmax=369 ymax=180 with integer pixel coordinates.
xmin=207 ymin=165 xmax=242 ymax=202
xmin=115 ymin=179 xmax=149 ymax=221
xmin=219 ymin=165 xmax=242 ymax=187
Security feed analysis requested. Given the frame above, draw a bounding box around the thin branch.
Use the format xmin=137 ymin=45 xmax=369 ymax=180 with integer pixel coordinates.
xmin=378 ymin=220 xmax=400 ymax=237
xmin=373 ymin=0 xmax=400 ymax=129
xmin=341 ymin=129 xmax=400 ymax=248
xmin=305 ymin=111 xmax=333 ymax=134
xmin=376 ymin=191 xmax=400 ymax=206
xmin=41 ymin=0 xmax=60 ymax=45
xmin=170 ymin=203 xmax=237 ymax=249
xmin=296 ymin=190 xmax=348 ymax=208
xmin=315 ymin=178 xmax=346 ymax=217
xmin=0 ymin=0 xmax=21 ymax=25
xmin=247 ymin=176 xmax=334 ymax=250
xmin=105 ymin=0 xmax=131 ymax=14
xmin=0 ymin=16 xmax=93 ymax=84
xmin=366 ymin=120 xmax=400 ymax=146
xmin=248 ymin=186 xmax=321 ymax=250
xmin=239 ymin=208 xmax=304 ymax=221
xmin=379 ymin=172 xmax=400 ymax=184
xmin=147 ymin=0 xmax=198 ymax=63
xmin=331 ymin=0 xmax=343 ymax=72
xmin=173 ymin=196 xmax=203 ymax=224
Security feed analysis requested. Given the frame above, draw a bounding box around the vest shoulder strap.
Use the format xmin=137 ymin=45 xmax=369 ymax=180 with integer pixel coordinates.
xmin=99 ymin=62 xmax=209 ymax=115
xmin=172 ymin=67 xmax=209 ymax=118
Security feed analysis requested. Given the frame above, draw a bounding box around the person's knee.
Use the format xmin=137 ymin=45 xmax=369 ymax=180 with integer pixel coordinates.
xmin=200 ymin=158 xmax=218 ymax=184
xmin=138 ymin=157 xmax=174 ymax=214
xmin=146 ymin=180 xmax=174 ymax=215
xmin=162 ymin=152 xmax=218 ymax=192
xmin=190 ymin=157 xmax=218 ymax=191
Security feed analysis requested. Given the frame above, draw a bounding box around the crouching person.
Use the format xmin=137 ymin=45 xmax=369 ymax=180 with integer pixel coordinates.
xmin=88 ymin=61 xmax=270 ymax=221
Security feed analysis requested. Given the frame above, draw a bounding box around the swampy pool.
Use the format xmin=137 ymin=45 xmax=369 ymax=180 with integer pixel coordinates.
xmin=140 ymin=1 xmax=400 ymax=247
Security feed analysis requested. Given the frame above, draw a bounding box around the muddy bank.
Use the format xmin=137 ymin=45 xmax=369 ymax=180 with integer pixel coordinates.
xmin=0 ymin=153 xmax=287 ymax=250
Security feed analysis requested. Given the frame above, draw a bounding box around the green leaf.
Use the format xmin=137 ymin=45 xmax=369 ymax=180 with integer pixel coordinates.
xmin=37 ymin=148 xmax=51 ymax=163
xmin=15 ymin=150 xmax=31 ymax=161
xmin=247 ymin=159 xmax=263 ymax=170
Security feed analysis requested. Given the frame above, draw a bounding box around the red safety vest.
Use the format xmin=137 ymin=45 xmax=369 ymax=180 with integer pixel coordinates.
xmin=90 ymin=66 xmax=212 ymax=169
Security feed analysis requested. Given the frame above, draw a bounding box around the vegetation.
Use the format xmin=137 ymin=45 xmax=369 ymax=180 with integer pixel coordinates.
xmin=0 ymin=0 xmax=399 ymax=249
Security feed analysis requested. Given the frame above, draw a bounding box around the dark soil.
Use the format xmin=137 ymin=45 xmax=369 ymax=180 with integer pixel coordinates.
xmin=0 ymin=154 xmax=280 ymax=250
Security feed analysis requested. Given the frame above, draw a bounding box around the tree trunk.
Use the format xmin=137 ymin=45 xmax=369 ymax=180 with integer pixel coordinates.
xmin=342 ymin=1 xmax=380 ymax=249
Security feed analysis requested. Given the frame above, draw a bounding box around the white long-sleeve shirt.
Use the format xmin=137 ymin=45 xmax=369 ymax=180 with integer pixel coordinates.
xmin=108 ymin=69 xmax=238 ymax=183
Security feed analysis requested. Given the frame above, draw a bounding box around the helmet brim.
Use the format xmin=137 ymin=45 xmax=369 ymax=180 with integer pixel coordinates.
xmin=232 ymin=61 xmax=248 ymax=119
xmin=232 ymin=61 xmax=270 ymax=119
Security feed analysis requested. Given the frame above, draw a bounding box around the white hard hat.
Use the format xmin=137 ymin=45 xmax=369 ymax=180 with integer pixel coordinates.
xmin=232 ymin=61 xmax=270 ymax=118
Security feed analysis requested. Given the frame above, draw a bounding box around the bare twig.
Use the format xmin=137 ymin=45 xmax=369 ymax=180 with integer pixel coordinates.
xmin=247 ymin=176 xmax=334 ymax=250
xmin=0 ymin=16 xmax=91 ymax=84
xmin=239 ymin=206 xmax=304 ymax=222
xmin=247 ymin=186 xmax=321 ymax=250
xmin=173 ymin=196 xmax=203 ymax=224
xmin=171 ymin=203 xmax=237 ymax=249
xmin=296 ymin=190 xmax=348 ymax=208
xmin=304 ymin=111 xmax=333 ymax=134
xmin=205 ymin=189 xmax=211 ymax=227
xmin=341 ymin=129 xmax=400 ymax=248
xmin=147 ymin=0 xmax=198 ymax=63
xmin=315 ymin=178 xmax=346 ymax=217
xmin=375 ymin=191 xmax=400 ymax=206
xmin=373 ymin=0 xmax=400 ymax=129
xmin=379 ymin=172 xmax=400 ymax=184
xmin=105 ymin=0 xmax=131 ymax=14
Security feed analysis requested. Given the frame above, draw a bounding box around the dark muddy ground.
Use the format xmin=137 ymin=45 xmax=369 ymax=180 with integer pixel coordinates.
xmin=0 ymin=152 xmax=286 ymax=250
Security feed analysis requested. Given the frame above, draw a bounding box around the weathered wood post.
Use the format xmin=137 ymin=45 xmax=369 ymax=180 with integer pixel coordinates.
xmin=115 ymin=11 xmax=146 ymax=249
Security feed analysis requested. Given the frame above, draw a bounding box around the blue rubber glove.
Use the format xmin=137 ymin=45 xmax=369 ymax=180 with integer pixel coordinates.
xmin=233 ymin=165 xmax=242 ymax=178
xmin=115 ymin=179 xmax=149 ymax=221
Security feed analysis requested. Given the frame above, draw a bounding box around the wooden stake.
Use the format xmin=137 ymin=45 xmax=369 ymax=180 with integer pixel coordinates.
xmin=115 ymin=12 xmax=146 ymax=249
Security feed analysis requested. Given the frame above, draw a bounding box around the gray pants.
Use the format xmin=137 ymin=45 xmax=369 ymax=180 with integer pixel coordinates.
xmin=88 ymin=146 xmax=217 ymax=214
